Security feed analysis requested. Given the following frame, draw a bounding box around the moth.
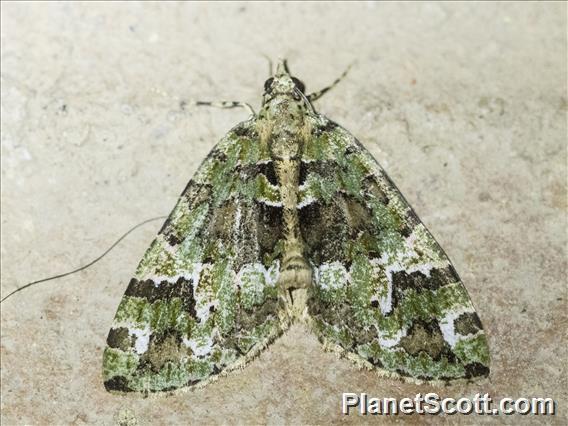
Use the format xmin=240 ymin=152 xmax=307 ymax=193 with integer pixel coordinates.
xmin=103 ymin=60 xmax=490 ymax=393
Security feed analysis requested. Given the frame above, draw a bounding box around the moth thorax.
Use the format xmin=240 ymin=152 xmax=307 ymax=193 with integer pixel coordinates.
xmin=264 ymin=99 xmax=306 ymax=124
xmin=270 ymin=136 xmax=301 ymax=159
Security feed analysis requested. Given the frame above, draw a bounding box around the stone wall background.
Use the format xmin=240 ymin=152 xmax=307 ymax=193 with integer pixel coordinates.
xmin=1 ymin=2 xmax=566 ymax=424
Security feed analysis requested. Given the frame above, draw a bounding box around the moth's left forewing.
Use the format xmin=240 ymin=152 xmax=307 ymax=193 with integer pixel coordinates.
xmin=303 ymin=118 xmax=490 ymax=382
xmin=103 ymin=121 xmax=285 ymax=393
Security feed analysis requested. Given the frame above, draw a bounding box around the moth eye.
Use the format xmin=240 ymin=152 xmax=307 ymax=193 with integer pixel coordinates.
xmin=264 ymin=77 xmax=274 ymax=92
xmin=292 ymin=77 xmax=305 ymax=93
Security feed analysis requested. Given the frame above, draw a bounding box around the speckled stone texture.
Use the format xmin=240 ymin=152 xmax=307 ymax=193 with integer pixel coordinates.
xmin=1 ymin=2 xmax=566 ymax=425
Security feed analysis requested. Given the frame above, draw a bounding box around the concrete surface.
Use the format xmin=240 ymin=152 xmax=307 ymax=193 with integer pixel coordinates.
xmin=1 ymin=2 xmax=566 ymax=425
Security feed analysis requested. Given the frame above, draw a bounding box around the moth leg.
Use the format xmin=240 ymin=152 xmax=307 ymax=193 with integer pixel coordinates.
xmin=306 ymin=63 xmax=353 ymax=102
xmin=195 ymin=100 xmax=256 ymax=116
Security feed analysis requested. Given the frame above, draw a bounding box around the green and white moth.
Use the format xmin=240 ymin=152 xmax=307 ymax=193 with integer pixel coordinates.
xmin=103 ymin=60 xmax=490 ymax=393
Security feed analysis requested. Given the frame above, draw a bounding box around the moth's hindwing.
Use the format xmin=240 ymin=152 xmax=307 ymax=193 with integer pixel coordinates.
xmin=302 ymin=118 xmax=490 ymax=382
xmin=103 ymin=121 xmax=285 ymax=393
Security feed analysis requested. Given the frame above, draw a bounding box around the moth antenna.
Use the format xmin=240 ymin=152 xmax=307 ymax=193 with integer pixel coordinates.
xmin=0 ymin=215 xmax=167 ymax=304
xmin=260 ymin=53 xmax=274 ymax=77
xmin=307 ymin=62 xmax=355 ymax=102
xmin=195 ymin=100 xmax=256 ymax=116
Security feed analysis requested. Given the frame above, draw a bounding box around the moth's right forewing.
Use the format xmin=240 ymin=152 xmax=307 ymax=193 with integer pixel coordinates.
xmin=303 ymin=118 xmax=490 ymax=382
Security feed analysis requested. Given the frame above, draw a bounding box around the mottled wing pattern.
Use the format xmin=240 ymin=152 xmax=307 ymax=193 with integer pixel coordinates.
xmin=301 ymin=117 xmax=490 ymax=382
xmin=103 ymin=120 xmax=286 ymax=393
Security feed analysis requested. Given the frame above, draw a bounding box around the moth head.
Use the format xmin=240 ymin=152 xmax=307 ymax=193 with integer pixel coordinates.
xmin=263 ymin=76 xmax=306 ymax=95
xmin=263 ymin=59 xmax=306 ymax=99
